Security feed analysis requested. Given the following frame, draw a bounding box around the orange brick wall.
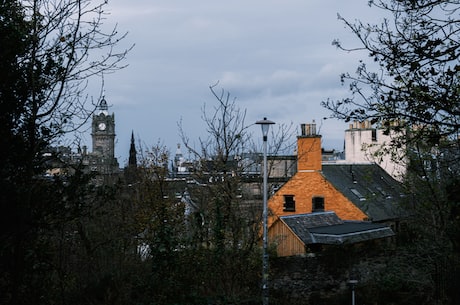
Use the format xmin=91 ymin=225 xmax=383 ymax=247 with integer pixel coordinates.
xmin=268 ymin=171 xmax=367 ymax=221
xmin=266 ymin=129 xmax=368 ymax=256
xmin=297 ymin=136 xmax=322 ymax=171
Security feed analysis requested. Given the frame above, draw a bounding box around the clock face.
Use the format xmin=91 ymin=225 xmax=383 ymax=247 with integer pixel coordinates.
xmin=98 ymin=122 xmax=106 ymax=131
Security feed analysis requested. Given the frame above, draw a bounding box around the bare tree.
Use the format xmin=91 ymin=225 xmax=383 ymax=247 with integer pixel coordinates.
xmin=24 ymin=0 xmax=132 ymax=141
xmin=323 ymin=0 xmax=460 ymax=149
xmin=176 ymin=84 xmax=295 ymax=302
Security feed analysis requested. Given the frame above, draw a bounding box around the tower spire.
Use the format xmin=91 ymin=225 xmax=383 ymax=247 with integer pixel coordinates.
xmin=98 ymin=96 xmax=109 ymax=115
xmin=128 ymin=131 xmax=137 ymax=168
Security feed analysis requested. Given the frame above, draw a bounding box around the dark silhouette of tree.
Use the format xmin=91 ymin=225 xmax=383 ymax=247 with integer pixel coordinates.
xmin=0 ymin=1 xmax=130 ymax=304
xmin=323 ymin=0 xmax=460 ymax=147
xmin=323 ymin=1 xmax=460 ymax=303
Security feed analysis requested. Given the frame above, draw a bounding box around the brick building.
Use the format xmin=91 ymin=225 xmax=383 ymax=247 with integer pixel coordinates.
xmin=267 ymin=122 xmax=402 ymax=257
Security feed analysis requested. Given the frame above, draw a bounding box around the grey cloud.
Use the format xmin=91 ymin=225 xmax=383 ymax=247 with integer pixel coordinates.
xmin=91 ymin=1 xmax=384 ymax=163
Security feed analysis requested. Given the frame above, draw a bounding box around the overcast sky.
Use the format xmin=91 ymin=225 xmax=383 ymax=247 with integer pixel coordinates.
xmin=86 ymin=0 xmax=385 ymax=165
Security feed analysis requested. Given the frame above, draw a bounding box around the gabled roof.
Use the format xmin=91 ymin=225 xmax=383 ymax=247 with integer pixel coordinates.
xmin=321 ymin=163 xmax=405 ymax=222
xmin=280 ymin=211 xmax=394 ymax=245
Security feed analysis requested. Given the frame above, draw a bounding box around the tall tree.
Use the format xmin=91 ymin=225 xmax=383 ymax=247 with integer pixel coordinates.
xmin=182 ymin=84 xmax=252 ymax=244
xmin=177 ymin=84 xmax=294 ymax=303
xmin=125 ymin=142 xmax=196 ymax=305
xmin=322 ymin=1 xmax=460 ymax=303
xmin=0 ymin=1 xmax=130 ymax=304
xmin=178 ymin=84 xmax=261 ymax=302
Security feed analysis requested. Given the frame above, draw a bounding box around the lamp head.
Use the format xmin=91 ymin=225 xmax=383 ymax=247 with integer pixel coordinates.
xmin=256 ymin=117 xmax=275 ymax=140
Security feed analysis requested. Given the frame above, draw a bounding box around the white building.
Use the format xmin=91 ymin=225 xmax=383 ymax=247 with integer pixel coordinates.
xmin=344 ymin=121 xmax=406 ymax=181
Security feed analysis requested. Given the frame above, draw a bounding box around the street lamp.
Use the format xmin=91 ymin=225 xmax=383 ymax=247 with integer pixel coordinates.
xmin=348 ymin=279 xmax=358 ymax=305
xmin=256 ymin=117 xmax=275 ymax=305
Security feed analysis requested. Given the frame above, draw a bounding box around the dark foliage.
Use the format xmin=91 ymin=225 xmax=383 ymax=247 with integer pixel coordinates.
xmin=323 ymin=1 xmax=460 ymax=303
xmin=0 ymin=1 xmax=130 ymax=304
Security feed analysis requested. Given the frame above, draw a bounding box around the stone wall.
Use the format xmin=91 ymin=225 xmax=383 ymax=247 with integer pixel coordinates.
xmin=270 ymin=248 xmax=388 ymax=305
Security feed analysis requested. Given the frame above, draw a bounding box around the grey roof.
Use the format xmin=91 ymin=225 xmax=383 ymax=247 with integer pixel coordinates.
xmin=321 ymin=163 xmax=406 ymax=222
xmin=280 ymin=211 xmax=394 ymax=245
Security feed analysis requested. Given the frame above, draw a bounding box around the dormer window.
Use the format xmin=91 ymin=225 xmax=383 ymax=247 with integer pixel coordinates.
xmin=312 ymin=196 xmax=325 ymax=212
xmin=283 ymin=195 xmax=295 ymax=212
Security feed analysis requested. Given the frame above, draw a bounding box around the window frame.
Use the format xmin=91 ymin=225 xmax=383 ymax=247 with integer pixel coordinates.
xmin=312 ymin=196 xmax=325 ymax=212
xmin=283 ymin=195 xmax=296 ymax=212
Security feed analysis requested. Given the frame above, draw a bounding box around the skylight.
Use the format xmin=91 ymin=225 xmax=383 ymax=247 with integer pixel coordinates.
xmin=350 ymin=188 xmax=366 ymax=201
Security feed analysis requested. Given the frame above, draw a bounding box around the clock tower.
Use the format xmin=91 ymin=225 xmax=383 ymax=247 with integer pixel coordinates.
xmin=91 ymin=97 xmax=118 ymax=173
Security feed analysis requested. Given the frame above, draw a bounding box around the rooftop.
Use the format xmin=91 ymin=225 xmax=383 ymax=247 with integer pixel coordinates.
xmin=321 ymin=163 xmax=406 ymax=222
xmin=280 ymin=211 xmax=395 ymax=245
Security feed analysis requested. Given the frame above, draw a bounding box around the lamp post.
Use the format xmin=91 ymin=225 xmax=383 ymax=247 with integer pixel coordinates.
xmin=348 ymin=279 xmax=358 ymax=305
xmin=256 ymin=117 xmax=275 ymax=305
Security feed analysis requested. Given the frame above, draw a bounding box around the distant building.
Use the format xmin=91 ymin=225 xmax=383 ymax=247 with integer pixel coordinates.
xmin=124 ymin=131 xmax=139 ymax=183
xmin=89 ymin=97 xmax=119 ymax=174
xmin=45 ymin=97 xmax=120 ymax=179
xmin=344 ymin=120 xmax=406 ymax=180
xmin=172 ymin=144 xmax=195 ymax=176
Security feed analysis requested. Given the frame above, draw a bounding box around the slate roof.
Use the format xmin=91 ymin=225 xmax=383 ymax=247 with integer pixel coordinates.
xmin=280 ymin=211 xmax=394 ymax=245
xmin=321 ymin=163 xmax=406 ymax=222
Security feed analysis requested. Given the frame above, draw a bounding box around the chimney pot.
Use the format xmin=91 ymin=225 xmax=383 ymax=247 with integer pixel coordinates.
xmin=300 ymin=122 xmax=317 ymax=136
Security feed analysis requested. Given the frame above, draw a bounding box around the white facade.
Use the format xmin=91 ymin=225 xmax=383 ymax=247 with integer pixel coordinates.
xmin=344 ymin=121 xmax=406 ymax=181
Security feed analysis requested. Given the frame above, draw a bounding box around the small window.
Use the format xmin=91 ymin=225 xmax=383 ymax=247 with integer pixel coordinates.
xmin=372 ymin=129 xmax=377 ymax=142
xmin=312 ymin=196 xmax=325 ymax=212
xmin=283 ymin=195 xmax=295 ymax=212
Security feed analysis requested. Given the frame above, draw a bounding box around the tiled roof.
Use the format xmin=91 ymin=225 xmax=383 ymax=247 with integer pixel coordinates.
xmin=280 ymin=211 xmax=394 ymax=245
xmin=281 ymin=211 xmax=343 ymax=228
xmin=321 ymin=163 xmax=405 ymax=222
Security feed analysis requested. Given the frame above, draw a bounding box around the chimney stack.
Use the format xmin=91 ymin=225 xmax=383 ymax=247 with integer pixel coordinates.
xmin=297 ymin=121 xmax=322 ymax=172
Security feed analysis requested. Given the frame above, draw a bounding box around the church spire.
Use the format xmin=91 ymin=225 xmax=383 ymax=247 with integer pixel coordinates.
xmin=128 ymin=131 xmax=137 ymax=168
